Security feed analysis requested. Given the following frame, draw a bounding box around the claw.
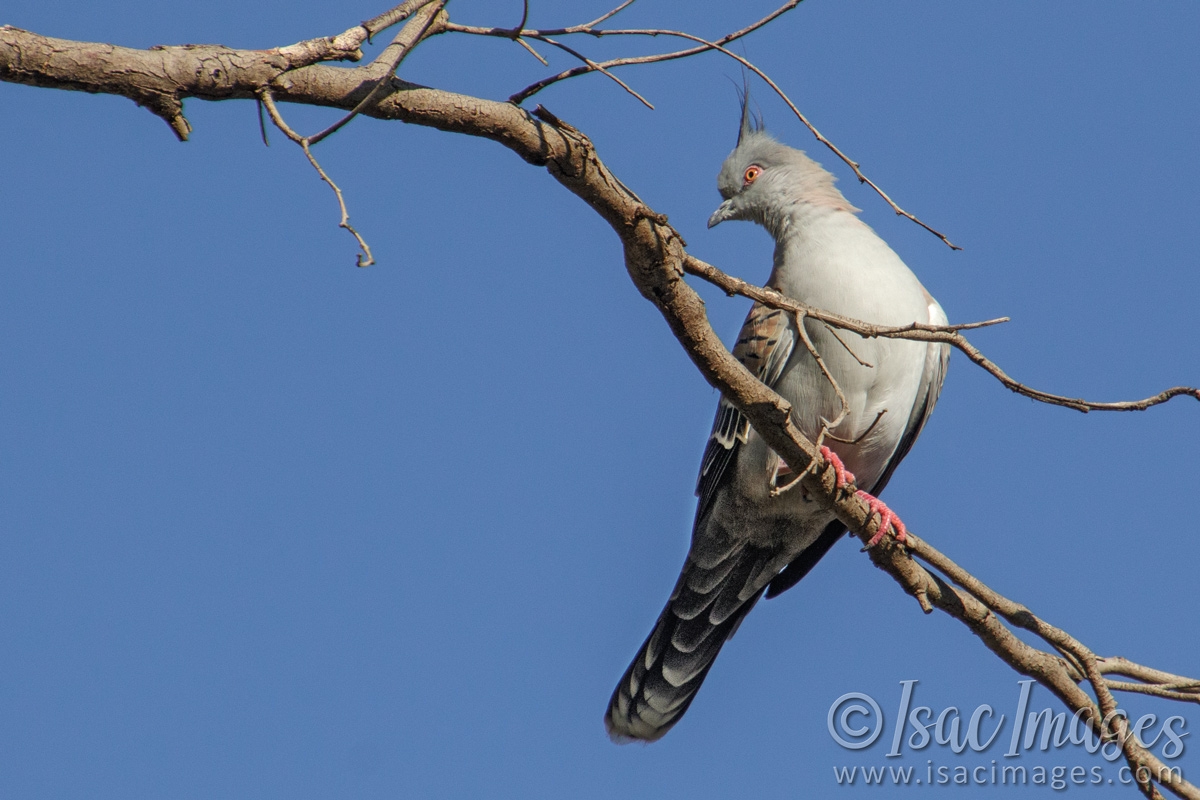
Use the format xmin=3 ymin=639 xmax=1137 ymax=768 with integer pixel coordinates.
xmin=819 ymin=445 xmax=856 ymax=489
xmin=858 ymin=490 xmax=907 ymax=549
xmin=820 ymin=446 xmax=906 ymax=549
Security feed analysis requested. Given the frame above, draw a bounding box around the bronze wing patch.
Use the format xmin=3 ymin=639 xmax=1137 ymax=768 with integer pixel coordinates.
xmin=695 ymin=304 xmax=796 ymax=517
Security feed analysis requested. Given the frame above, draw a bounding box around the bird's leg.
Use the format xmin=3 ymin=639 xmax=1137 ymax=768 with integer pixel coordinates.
xmin=819 ymin=444 xmax=855 ymax=488
xmin=818 ymin=445 xmax=908 ymax=549
xmin=856 ymin=492 xmax=908 ymax=549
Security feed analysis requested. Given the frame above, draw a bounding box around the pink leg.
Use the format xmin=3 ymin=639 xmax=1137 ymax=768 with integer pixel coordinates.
xmin=819 ymin=446 xmax=907 ymax=549
xmin=856 ymin=490 xmax=908 ymax=548
xmin=819 ymin=445 xmax=856 ymax=487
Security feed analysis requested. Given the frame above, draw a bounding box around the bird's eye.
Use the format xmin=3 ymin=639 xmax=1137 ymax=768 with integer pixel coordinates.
xmin=743 ymin=165 xmax=763 ymax=185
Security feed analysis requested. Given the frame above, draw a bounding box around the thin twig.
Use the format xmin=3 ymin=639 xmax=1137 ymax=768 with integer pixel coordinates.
xmin=259 ymin=89 xmax=374 ymax=267
xmin=449 ymin=0 xmax=637 ymax=70
xmin=538 ymin=36 xmax=653 ymax=108
xmin=684 ymin=255 xmax=1200 ymax=413
xmin=794 ymin=310 xmax=850 ymax=431
xmin=256 ymin=96 xmax=270 ymax=146
xmin=306 ymin=0 xmax=447 ymax=147
xmin=949 ymin=316 xmax=1010 ymax=331
xmin=1098 ymin=658 xmax=1200 ymax=686
xmin=447 ymin=0 xmax=958 ymax=248
xmin=822 ymin=322 xmax=873 ymax=368
xmin=770 ymin=309 xmax=853 ymax=498
xmin=824 ymin=409 xmax=886 ymax=445
xmin=361 ymin=0 xmax=440 ymax=42
xmin=1103 ymin=681 xmax=1200 ymax=703
xmin=447 ymin=1 xmax=797 ymax=47
xmin=511 ymin=0 xmax=529 ymax=37
xmin=897 ymin=530 xmax=1195 ymax=799
xmin=636 ymin=31 xmax=962 ymax=249
xmin=581 ymin=0 xmax=639 ymax=31
xmin=443 ymin=0 xmax=800 ymax=109
xmin=515 ymin=37 xmax=549 ymax=65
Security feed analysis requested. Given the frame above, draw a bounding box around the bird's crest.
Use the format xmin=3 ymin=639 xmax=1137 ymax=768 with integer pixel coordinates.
xmin=735 ymin=79 xmax=764 ymax=145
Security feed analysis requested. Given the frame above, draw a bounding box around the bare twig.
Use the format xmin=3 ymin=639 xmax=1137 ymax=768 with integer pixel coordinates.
xmin=1103 ymin=681 xmax=1200 ymax=703
xmin=1098 ymin=658 xmax=1200 ymax=687
xmin=448 ymin=0 xmax=958 ymax=248
xmin=272 ymin=1 xmax=443 ymax=69
xmin=511 ymin=0 xmax=530 ymax=38
xmin=684 ymin=255 xmax=1200 ymax=413
xmin=250 ymin=1 xmax=445 ymax=264
xmin=581 ymin=0 xmax=639 ymax=31
xmin=441 ymin=0 xmax=800 ymax=112
xmin=361 ymin=0 xmax=441 ymax=42
xmin=259 ymin=90 xmax=374 ymax=267
xmin=256 ymin=96 xmax=270 ymax=146
xmin=901 ymin=530 xmax=1197 ymax=799
xmin=305 ymin=0 xmax=448 ymax=146
xmin=537 ymin=36 xmax=653 ymax=108
xmin=949 ymin=316 xmax=1011 ymax=331
xmin=794 ymin=311 xmax=850 ymax=431
xmin=638 ymin=32 xmax=962 ymax=249
xmin=824 ymin=409 xmax=886 ymax=446
xmin=822 ymin=322 xmax=874 ymax=368
xmin=446 ymin=1 xmax=797 ymax=49
xmin=770 ymin=309 xmax=854 ymax=498
xmin=515 ymin=37 xmax=549 ymax=66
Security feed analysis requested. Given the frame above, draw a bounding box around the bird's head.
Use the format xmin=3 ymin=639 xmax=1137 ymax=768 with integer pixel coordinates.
xmin=708 ymin=93 xmax=856 ymax=233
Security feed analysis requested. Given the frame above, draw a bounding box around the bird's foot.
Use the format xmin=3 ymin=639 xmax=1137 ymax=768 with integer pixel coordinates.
xmin=857 ymin=490 xmax=907 ymax=549
xmin=819 ymin=446 xmax=906 ymax=549
xmin=819 ymin=445 xmax=856 ymax=489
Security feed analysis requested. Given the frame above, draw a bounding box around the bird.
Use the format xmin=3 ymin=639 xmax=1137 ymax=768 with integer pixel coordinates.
xmin=604 ymin=97 xmax=950 ymax=742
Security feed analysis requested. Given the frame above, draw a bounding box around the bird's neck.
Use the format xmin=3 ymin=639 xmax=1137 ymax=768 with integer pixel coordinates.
xmin=766 ymin=208 xmax=873 ymax=297
xmin=760 ymin=191 xmax=859 ymax=242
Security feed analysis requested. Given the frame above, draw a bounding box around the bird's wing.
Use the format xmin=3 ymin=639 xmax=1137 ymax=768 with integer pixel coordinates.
xmin=865 ymin=295 xmax=950 ymax=497
xmin=765 ymin=295 xmax=949 ymax=599
xmin=607 ymin=304 xmax=798 ymax=741
xmin=695 ymin=304 xmax=796 ymax=518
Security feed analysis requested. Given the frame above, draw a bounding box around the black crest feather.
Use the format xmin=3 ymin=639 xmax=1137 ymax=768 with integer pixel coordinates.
xmin=734 ymin=76 xmax=764 ymax=144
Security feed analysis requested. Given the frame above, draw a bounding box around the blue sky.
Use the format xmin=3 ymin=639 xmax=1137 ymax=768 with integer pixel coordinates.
xmin=2 ymin=1 xmax=1198 ymax=798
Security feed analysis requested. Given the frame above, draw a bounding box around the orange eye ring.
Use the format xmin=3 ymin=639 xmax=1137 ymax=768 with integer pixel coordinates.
xmin=743 ymin=165 xmax=763 ymax=185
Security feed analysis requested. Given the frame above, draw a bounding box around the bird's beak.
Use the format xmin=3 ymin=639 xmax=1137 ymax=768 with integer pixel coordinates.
xmin=707 ymin=199 xmax=735 ymax=229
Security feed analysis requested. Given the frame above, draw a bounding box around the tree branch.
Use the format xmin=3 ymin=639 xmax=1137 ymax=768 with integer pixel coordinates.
xmin=258 ymin=88 xmax=374 ymax=266
xmin=446 ymin=1 xmax=960 ymax=249
xmin=2 ymin=10 xmax=1196 ymax=796
xmin=683 ymin=256 xmax=1200 ymax=413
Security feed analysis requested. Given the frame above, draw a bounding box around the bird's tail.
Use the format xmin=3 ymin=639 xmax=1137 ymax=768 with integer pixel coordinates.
xmin=605 ymin=540 xmax=778 ymax=742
